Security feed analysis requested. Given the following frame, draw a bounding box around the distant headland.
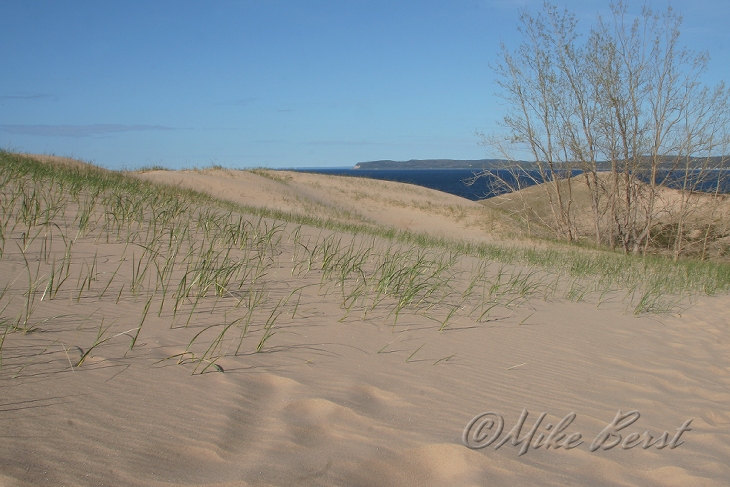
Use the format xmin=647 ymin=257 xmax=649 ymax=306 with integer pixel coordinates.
xmin=353 ymin=159 xmax=510 ymax=170
xmin=353 ymin=156 xmax=730 ymax=170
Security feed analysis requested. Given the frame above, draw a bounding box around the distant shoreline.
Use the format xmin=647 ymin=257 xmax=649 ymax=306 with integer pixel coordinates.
xmin=354 ymin=157 xmax=730 ymax=170
xmin=353 ymin=159 xmax=509 ymax=170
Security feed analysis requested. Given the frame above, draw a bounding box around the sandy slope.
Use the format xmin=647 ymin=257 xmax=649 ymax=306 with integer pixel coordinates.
xmin=135 ymin=168 xmax=510 ymax=242
xmin=1 ymin=165 xmax=729 ymax=487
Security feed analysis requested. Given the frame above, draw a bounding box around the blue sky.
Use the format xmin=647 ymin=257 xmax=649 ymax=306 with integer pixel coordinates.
xmin=1 ymin=0 xmax=728 ymax=169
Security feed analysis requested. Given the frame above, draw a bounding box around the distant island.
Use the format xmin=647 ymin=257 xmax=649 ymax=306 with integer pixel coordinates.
xmin=353 ymin=156 xmax=730 ymax=170
xmin=353 ymin=159 xmax=510 ymax=170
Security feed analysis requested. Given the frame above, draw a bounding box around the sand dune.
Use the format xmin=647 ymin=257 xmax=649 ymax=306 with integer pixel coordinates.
xmin=1 ymin=156 xmax=729 ymax=486
xmin=135 ymin=168 xmax=510 ymax=242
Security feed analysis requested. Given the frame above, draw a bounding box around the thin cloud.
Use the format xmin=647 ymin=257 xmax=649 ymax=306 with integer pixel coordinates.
xmin=0 ymin=124 xmax=175 ymax=137
xmin=0 ymin=93 xmax=59 ymax=101
xmin=308 ymin=140 xmax=378 ymax=146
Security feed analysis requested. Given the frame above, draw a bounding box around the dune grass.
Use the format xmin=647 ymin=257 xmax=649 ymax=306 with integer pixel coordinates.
xmin=1 ymin=151 xmax=729 ymax=375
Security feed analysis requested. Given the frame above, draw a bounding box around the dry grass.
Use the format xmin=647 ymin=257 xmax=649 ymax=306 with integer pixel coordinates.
xmin=480 ymin=173 xmax=730 ymax=260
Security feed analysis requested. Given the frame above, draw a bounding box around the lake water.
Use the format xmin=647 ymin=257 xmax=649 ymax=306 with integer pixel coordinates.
xmin=293 ymin=168 xmax=502 ymax=201
xmin=295 ymin=168 xmax=730 ymax=201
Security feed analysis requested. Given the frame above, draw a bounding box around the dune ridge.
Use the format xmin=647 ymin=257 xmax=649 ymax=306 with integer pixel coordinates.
xmin=135 ymin=167 xmax=511 ymax=243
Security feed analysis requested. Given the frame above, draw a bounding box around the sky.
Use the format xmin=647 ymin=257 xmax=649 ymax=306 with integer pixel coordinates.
xmin=1 ymin=0 xmax=729 ymax=170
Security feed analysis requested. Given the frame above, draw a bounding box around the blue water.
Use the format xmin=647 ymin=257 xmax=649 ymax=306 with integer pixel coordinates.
xmin=295 ymin=168 xmax=585 ymax=200
xmin=295 ymin=168 xmax=496 ymax=200
xmin=295 ymin=168 xmax=730 ymax=201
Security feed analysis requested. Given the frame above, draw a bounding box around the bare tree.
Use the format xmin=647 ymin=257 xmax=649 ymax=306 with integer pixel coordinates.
xmin=480 ymin=1 xmax=730 ymax=256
